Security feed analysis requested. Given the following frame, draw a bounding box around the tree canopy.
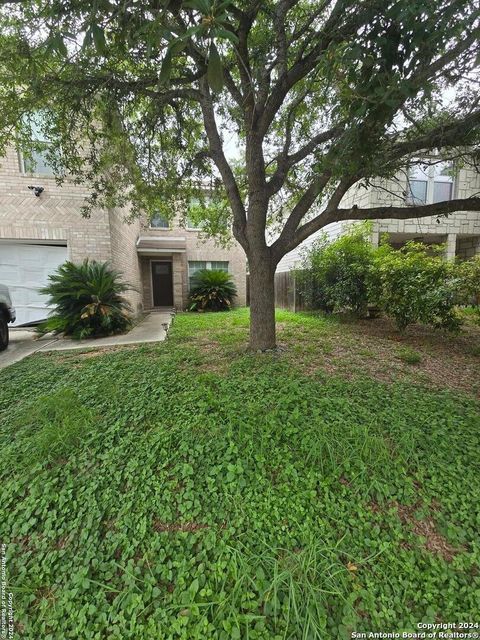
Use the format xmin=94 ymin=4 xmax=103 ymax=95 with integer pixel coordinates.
xmin=0 ymin=0 xmax=479 ymax=348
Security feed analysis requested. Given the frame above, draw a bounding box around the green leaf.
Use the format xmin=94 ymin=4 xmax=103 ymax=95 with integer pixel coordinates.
xmin=184 ymin=24 xmax=208 ymax=40
xmin=46 ymin=33 xmax=68 ymax=57
xmin=90 ymin=24 xmax=107 ymax=56
xmin=212 ymin=27 xmax=239 ymax=45
xmin=159 ymin=50 xmax=173 ymax=86
xmin=207 ymin=42 xmax=224 ymax=93
xmin=169 ymin=38 xmax=189 ymax=56
xmin=216 ymin=0 xmax=235 ymax=13
xmin=184 ymin=0 xmax=211 ymax=13
xmin=82 ymin=28 xmax=92 ymax=50
xmin=189 ymin=578 xmax=199 ymax=596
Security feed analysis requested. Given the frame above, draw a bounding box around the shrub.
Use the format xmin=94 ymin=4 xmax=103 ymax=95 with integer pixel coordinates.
xmin=39 ymin=260 xmax=133 ymax=339
xmin=296 ymin=223 xmax=375 ymax=315
xmin=370 ymin=242 xmax=460 ymax=331
xmin=188 ymin=269 xmax=237 ymax=311
xmin=455 ymin=255 xmax=480 ymax=324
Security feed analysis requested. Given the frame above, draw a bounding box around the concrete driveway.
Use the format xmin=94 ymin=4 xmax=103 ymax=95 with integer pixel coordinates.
xmin=0 ymin=312 xmax=173 ymax=371
xmin=0 ymin=329 xmax=59 ymax=370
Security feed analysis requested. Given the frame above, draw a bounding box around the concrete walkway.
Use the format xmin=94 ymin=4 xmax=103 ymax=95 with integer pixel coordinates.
xmin=0 ymin=311 xmax=173 ymax=370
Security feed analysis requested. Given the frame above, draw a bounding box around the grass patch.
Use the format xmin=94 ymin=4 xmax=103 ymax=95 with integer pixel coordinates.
xmin=1 ymin=388 xmax=95 ymax=472
xmin=396 ymin=347 xmax=422 ymax=365
xmin=0 ymin=309 xmax=479 ymax=638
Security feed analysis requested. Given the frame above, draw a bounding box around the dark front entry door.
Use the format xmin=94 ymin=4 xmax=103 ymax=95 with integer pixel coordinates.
xmin=151 ymin=261 xmax=173 ymax=306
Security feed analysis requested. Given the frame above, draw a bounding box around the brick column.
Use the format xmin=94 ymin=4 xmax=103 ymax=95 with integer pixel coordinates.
xmin=172 ymin=254 xmax=184 ymax=310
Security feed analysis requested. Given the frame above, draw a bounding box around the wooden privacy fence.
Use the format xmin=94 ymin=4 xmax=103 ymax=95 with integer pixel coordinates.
xmin=246 ymin=271 xmax=307 ymax=312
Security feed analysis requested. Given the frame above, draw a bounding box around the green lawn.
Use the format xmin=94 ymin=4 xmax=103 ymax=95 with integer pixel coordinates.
xmin=0 ymin=309 xmax=479 ymax=639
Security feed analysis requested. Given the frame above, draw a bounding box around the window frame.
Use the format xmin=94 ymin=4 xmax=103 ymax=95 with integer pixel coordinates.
xmin=18 ymin=113 xmax=56 ymax=176
xmin=188 ymin=260 xmax=229 ymax=290
xmin=18 ymin=145 xmax=55 ymax=176
xmin=186 ymin=196 xmax=210 ymax=230
xmin=406 ymin=160 xmax=455 ymax=206
xmin=149 ymin=214 xmax=170 ymax=229
xmin=186 ymin=218 xmax=204 ymax=231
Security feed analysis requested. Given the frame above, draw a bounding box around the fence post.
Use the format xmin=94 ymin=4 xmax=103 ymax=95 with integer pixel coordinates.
xmin=293 ymin=272 xmax=296 ymax=313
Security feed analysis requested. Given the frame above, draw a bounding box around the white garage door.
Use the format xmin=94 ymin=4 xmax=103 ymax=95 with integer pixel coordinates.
xmin=0 ymin=243 xmax=68 ymax=326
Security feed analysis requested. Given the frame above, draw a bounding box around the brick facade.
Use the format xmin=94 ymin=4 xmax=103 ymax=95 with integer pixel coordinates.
xmin=138 ymin=216 xmax=247 ymax=310
xmin=0 ymin=146 xmax=247 ymax=315
xmin=108 ymin=209 xmax=143 ymax=313
xmin=0 ymin=149 xmax=112 ymax=262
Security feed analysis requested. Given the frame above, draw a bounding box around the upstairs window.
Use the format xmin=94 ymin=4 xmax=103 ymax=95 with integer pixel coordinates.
xmin=406 ymin=161 xmax=454 ymax=205
xmin=186 ymin=197 xmax=207 ymax=230
xmin=406 ymin=165 xmax=428 ymax=205
xmin=20 ymin=144 xmax=55 ymax=176
xmin=432 ymin=163 xmax=454 ymax=203
xmin=19 ymin=114 xmax=55 ymax=176
xmin=149 ymin=214 xmax=169 ymax=229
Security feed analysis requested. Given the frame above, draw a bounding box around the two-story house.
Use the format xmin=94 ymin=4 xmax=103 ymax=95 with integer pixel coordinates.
xmin=277 ymin=159 xmax=480 ymax=273
xmin=0 ymin=146 xmax=246 ymax=326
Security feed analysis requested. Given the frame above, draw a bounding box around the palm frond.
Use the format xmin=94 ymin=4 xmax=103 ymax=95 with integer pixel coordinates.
xmin=38 ymin=259 xmax=133 ymax=338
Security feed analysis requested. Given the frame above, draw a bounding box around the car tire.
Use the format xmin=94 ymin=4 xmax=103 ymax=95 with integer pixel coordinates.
xmin=0 ymin=314 xmax=9 ymax=351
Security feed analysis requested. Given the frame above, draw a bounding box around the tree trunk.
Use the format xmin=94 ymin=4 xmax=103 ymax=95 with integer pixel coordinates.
xmin=249 ymin=257 xmax=276 ymax=351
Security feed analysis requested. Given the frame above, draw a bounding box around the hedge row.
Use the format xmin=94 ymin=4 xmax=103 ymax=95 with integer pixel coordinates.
xmin=296 ymin=224 xmax=480 ymax=330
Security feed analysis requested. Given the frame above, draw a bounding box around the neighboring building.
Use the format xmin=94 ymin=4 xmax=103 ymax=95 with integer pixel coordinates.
xmin=0 ymin=146 xmax=246 ymax=326
xmin=277 ymin=159 xmax=480 ymax=272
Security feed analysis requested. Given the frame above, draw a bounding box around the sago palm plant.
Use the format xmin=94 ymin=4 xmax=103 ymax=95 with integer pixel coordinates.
xmin=39 ymin=260 xmax=133 ymax=339
xmin=188 ymin=269 xmax=237 ymax=311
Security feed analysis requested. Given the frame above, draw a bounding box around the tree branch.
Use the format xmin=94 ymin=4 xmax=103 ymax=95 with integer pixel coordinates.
xmin=406 ymin=22 xmax=480 ymax=87
xmin=258 ymin=0 xmax=364 ymax=137
xmin=271 ymin=171 xmax=332 ymax=260
xmin=222 ymin=66 xmax=244 ymax=108
xmin=286 ymin=0 xmax=333 ymax=48
xmin=266 ymin=123 xmax=344 ymax=197
xmin=388 ymin=108 xmax=480 ymax=161
xmin=45 ymin=73 xmax=203 ymax=103
xmin=198 ymin=78 xmax=248 ymax=250
xmin=234 ymin=2 xmax=263 ymax=125
xmin=287 ymin=197 xmax=480 ymax=255
xmin=273 ymin=0 xmax=299 ymax=77
xmin=279 ymin=106 xmax=480 ymax=257
xmin=334 ymin=197 xmax=480 ymax=223
xmin=278 ymin=176 xmax=357 ymax=254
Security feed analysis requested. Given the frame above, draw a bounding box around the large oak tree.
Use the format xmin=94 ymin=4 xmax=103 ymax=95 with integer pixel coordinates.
xmin=1 ymin=0 xmax=479 ymax=349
